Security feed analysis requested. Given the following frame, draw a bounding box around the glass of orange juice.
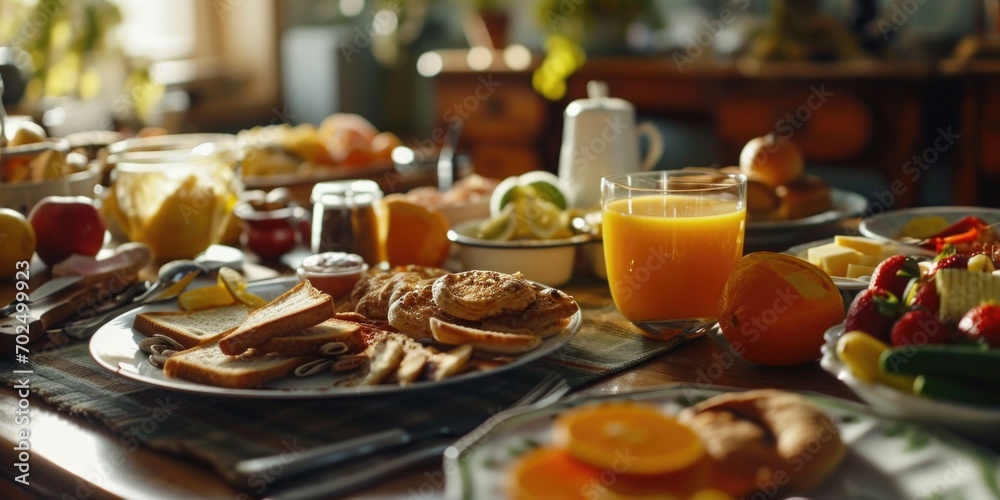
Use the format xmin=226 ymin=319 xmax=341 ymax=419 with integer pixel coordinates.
xmin=601 ymin=170 xmax=747 ymax=339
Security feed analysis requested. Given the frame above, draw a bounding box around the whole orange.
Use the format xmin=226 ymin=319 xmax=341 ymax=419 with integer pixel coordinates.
xmin=0 ymin=208 xmax=36 ymax=279
xmin=717 ymin=252 xmax=844 ymax=366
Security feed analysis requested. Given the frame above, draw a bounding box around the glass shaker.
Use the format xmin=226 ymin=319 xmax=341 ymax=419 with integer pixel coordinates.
xmin=310 ymin=179 xmax=383 ymax=266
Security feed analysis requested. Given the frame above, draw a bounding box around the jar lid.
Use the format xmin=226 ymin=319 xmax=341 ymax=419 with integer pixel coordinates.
xmin=311 ymin=179 xmax=382 ymax=205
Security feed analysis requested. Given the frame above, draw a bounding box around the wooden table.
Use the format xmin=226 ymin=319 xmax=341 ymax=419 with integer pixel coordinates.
xmin=0 ymin=232 xmax=877 ymax=498
xmin=0 ymin=325 xmax=856 ymax=499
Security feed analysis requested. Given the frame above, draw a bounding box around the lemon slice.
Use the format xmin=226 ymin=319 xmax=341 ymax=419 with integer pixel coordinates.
xmin=517 ymin=198 xmax=562 ymax=239
xmin=178 ymin=285 xmax=236 ymax=311
xmin=218 ymin=267 xmax=267 ymax=308
xmin=476 ymin=204 xmax=516 ymax=240
xmin=489 ymin=171 xmax=567 ymax=216
xmin=519 ymin=170 xmax=567 ymax=210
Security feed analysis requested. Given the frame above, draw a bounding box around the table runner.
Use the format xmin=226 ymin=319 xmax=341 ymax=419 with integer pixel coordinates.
xmin=1 ymin=277 xmax=691 ymax=494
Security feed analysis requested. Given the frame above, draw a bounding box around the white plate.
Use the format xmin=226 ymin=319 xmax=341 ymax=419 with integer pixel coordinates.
xmin=444 ymin=386 xmax=1000 ymax=499
xmin=784 ymin=238 xmax=934 ymax=292
xmin=860 ymin=206 xmax=1000 ymax=243
xmin=89 ymin=277 xmax=581 ymax=399
xmin=821 ymin=322 xmax=1000 ymax=442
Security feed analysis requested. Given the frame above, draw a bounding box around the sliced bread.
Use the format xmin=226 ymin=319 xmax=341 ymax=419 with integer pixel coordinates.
xmin=133 ymin=304 xmax=254 ymax=349
xmin=163 ymin=341 xmax=307 ymax=389
xmin=218 ymin=281 xmax=333 ymax=355
xmin=255 ymin=318 xmax=366 ymax=356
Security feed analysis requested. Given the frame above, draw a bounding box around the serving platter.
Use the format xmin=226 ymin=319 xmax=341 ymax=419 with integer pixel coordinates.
xmin=820 ymin=322 xmax=1000 ymax=442
xmin=444 ymin=385 xmax=1000 ymax=499
xmin=859 ymin=206 xmax=1000 ymax=243
xmin=89 ymin=277 xmax=580 ymax=399
xmin=746 ymin=188 xmax=868 ymax=247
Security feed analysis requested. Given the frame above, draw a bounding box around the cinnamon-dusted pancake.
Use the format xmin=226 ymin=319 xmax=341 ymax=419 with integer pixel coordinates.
xmin=350 ymin=272 xmax=392 ymax=315
xmin=432 ymin=271 xmax=537 ymax=321
xmin=480 ymin=287 xmax=579 ymax=338
xmin=354 ymin=272 xmax=426 ymax=321
xmin=388 ymin=284 xmax=471 ymax=340
xmin=390 ymin=265 xmax=448 ymax=280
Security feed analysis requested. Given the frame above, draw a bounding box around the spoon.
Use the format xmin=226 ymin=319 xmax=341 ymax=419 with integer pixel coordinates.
xmin=62 ymin=260 xmax=205 ymax=339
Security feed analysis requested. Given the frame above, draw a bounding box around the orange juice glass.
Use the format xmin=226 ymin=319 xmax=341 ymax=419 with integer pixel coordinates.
xmin=601 ymin=171 xmax=747 ymax=339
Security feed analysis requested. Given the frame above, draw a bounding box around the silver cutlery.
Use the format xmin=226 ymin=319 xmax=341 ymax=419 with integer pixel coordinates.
xmin=0 ymin=275 xmax=83 ymax=319
xmin=253 ymin=373 xmax=570 ymax=498
xmin=60 ymin=260 xmax=204 ymax=339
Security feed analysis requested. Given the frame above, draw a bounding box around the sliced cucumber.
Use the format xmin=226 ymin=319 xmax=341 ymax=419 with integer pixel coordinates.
xmin=879 ymin=345 xmax=1000 ymax=381
xmin=914 ymin=374 xmax=1000 ymax=406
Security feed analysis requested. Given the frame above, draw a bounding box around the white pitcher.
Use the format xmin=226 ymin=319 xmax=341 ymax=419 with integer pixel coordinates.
xmin=558 ymin=81 xmax=664 ymax=210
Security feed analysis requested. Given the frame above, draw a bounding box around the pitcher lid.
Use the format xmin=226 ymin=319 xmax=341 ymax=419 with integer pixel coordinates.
xmin=564 ymin=80 xmax=634 ymax=117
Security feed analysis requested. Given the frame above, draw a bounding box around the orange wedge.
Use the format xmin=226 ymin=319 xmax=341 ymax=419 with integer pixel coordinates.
xmin=178 ymin=285 xmax=236 ymax=311
xmin=552 ymin=402 xmax=705 ymax=475
xmin=380 ymin=198 xmax=450 ymax=268
xmin=218 ymin=267 xmax=266 ymax=308
xmin=507 ymin=446 xmax=716 ymax=500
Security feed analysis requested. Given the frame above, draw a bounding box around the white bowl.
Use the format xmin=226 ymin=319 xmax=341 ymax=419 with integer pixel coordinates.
xmin=820 ymin=322 xmax=1000 ymax=443
xmin=448 ymin=219 xmax=591 ymax=287
xmin=0 ymin=161 xmax=101 ymax=215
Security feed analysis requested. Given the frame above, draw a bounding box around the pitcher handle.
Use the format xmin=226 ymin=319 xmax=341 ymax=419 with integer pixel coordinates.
xmin=636 ymin=121 xmax=664 ymax=171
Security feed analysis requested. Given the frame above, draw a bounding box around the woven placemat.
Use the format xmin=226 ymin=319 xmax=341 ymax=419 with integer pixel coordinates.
xmin=1 ymin=278 xmax=691 ymax=492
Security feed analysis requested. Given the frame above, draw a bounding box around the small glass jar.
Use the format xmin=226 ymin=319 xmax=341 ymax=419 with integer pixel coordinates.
xmin=234 ymin=201 xmax=302 ymax=261
xmin=108 ymin=134 xmax=241 ymax=261
xmin=296 ymin=252 xmax=367 ymax=299
xmin=311 ymin=179 xmax=383 ymax=266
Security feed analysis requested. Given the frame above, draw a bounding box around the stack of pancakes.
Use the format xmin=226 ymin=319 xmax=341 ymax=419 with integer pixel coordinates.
xmin=348 ymin=267 xmax=579 ymax=354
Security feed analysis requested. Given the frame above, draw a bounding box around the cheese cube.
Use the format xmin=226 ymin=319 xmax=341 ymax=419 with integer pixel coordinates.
xmin=846 ymin=263 xmax=877 ymax=279
xmin=806 ymin=243 xmax=861 ymax=277
xmin=833 ymin=235 xmax=887 ymax=256
xmin=858 ymin=254 xmax=883 ymax=267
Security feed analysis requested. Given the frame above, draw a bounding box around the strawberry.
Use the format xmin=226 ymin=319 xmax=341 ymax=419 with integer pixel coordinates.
xmin=934 ymin=254 xmax=969 ymax=272
xmin=905 ymin=278 xmax=940 ymax=314
xmin=845 ymin=288 xmax=904 ymax=343
xmin=890 ymin=309 xmax=952 ymax=347
xmin=957 ymin=304 xmax=1000 ymax=348
xmin=869 ymin=255 xmax=920 ymax=298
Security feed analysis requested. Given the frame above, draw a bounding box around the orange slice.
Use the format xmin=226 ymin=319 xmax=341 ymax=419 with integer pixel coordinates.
xmin=218 ymin=267 xmax=266 ymax=308
xmin=507 ymin=446 xmax=716 ymax=500
xmin=552 ymin=402 xmax=704 ymax=475
xmin=178 ymin=285 xmax=235 ymax=311
xmin=507 ymin=447 xmax=603 ymax=500
xmin=380 ymin=197 xmax=450 ymax=268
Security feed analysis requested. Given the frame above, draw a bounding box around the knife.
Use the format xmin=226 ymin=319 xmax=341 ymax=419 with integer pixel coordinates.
xmin=0 ymin=284 xmax=104 ymax=348
xmin=234 ymin=412 xmax=483 ymax=484
xmin=0 ymin=276 xmax=83 ymax=319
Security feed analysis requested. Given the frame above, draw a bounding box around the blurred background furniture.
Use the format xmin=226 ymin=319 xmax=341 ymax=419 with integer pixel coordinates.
xmin=429 ymin=50 xmax=939 ymax=207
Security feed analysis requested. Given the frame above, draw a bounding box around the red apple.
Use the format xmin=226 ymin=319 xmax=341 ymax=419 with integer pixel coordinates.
xmin=28 ymin=196 xmax=106 ymax=266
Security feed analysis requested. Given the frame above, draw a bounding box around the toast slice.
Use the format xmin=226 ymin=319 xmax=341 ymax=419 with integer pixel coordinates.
xmin=219 ymin=281 xmax=333 ymax=355
xmin=255 ymin=318 xmax=367 ymax=356
xmin=133 ymin=304 xmax=254 ymax=349
xmin=163 ymin=341 xmax=307 ymax=389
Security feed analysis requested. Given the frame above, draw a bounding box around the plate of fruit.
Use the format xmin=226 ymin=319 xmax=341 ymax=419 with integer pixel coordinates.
xmin=787 ymin=235 xmax=934 ymax=291
xmin=820 ymin=244 xmax=1000 ymax=440
xmin=860 ymin=207 xmax=1000 ymax=250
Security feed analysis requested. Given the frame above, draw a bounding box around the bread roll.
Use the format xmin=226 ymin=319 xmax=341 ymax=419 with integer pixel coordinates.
xmin=679 ymin=389 xmax=847 ymax=495
xmin=740 ymin=134 xmax=804 ymax=187
xmin=746 ymin=177 xmax=781 ymax=214
xmin=776 ymin=174 xmax=831 ymax=219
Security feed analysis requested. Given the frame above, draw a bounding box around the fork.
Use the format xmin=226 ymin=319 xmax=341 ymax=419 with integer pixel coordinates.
xmin=253 ymin=373 xmax=570 ymax=499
